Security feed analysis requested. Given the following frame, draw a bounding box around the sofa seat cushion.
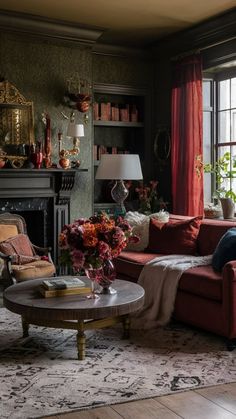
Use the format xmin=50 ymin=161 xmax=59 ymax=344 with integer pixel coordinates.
xmin=178 ymin=265 xmax=222 ymax=301
xmin=11 ymin=260 xmax=56 ymax=282
xmin=114 ymin=251 xmax=159 ymax=281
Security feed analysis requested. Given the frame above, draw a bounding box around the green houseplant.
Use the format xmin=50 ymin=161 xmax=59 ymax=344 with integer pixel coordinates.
xmin=203 ymin=151 xmax=236 ymax=202
xmin=203 ymin=152 xmax=236 ymax=218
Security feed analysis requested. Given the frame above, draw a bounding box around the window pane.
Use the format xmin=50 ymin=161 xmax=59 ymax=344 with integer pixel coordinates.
xmin=219 ymin=79 xmax=230 ymax=110
xmin=203 ymin=112 xmax=211 ymax=160
xmin=203 ymin=80 xmax=211 ymax=109
xmin=232 ymin=110 xmax=236 ymax=141
xmin=204 ymin=173 xmax=212 ymax=203
xmin=218 ymin=145 xmax=230 ymax=159
xmin=231 ymin=78 xmax=236 ymax=109
xmin=218 ymin=111 xmax=230 ymax=142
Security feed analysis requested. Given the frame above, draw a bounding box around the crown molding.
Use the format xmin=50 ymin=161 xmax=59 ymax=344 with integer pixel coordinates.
xmin=92 ymin=42 xmax=151 ymax=59
xmin=151 ymin=7 xmax=236 ymax=56
xmin=0 ymin=9 xmax=104 ymax=45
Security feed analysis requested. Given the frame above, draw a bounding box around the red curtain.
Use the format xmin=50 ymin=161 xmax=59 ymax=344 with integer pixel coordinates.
xmin=171 ymin=54 xmax=203 ymax=216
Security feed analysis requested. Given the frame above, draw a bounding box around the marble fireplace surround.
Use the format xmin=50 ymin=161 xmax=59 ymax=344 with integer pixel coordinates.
xmin=0 ymin=168 xmax=86 ymax=267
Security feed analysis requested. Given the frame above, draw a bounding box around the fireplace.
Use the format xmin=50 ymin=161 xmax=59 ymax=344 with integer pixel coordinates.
xmin=0 ymin=168 xmax=85 ymax=267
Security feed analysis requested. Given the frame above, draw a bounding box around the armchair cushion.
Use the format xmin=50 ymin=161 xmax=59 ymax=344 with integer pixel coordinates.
xmin=0 ymin=233 xmax=40 ymax=264
xmin=12 ymin=260 xmax=56 ymax=282
xmin=147 ymin=216 xmax=202 ymax=255
xmin=0 ymin=224 xmax=18 ymax=242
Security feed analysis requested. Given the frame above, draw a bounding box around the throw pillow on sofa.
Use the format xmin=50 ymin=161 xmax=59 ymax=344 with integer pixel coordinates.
xmin=147 ymin=216 xmax=202 ymax=255
xmin=125 ymin=211 xmax=150 ymax=251
xmin=0 ymin=233 xmax=40 ymax=264
xmin=212 ymin=228 xmax=236 ymax=272
xmin=125 ymin=211 xmax=170 ymax=252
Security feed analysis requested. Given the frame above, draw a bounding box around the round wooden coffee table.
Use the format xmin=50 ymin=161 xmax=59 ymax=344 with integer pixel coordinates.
xmin=3 ymin=277 xmax=144 ymax=360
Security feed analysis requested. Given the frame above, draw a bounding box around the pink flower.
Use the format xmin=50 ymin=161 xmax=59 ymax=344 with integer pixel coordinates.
xmin=98 ymin=241 xmax=112 ymax=259
xmin=71 ymin=249 xmax=85 ymax=271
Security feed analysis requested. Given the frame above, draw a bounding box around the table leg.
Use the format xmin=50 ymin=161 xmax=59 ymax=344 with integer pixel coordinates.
xmin=122 ymin=315 xmax=130 ymax=339
xmin=21 ymin=316 xmax=29 ymax=337
xmin=77 ymin=320 xmax=86 ymax=360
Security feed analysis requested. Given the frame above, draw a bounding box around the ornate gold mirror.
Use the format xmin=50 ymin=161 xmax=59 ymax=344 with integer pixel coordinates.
xmin=0 ymin=80 xmax=34 ymax=168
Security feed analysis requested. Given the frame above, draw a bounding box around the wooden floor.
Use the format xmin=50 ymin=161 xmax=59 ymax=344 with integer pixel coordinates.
xmin=44 ymin=383 xmax=236 ymax=418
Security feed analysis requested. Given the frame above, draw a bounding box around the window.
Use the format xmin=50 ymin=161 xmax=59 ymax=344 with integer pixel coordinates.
xmin=203 ymin=69 xmax=236 ymax=203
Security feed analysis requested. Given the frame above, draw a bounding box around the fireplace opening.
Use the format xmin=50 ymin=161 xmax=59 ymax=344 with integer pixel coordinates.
xmin=14 ymin=210 xmax=48 ymax=248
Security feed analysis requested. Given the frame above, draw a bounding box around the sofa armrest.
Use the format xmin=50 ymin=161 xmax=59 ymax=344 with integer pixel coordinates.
xmin=222 ymin=261 xmax=236 ymax=337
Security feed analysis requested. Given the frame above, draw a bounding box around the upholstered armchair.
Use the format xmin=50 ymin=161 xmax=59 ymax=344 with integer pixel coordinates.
xmin=0 ymin=212 xmax=56 ymax=287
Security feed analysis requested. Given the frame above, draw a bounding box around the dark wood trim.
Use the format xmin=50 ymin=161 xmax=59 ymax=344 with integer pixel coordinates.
xmin=0 ymin=9 xmax=104 ymax=45
xmin=93 ymin=83 xmax=149 ymax=96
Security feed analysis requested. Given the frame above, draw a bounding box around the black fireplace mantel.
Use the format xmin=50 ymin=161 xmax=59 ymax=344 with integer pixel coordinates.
xmin=0 ymin=168 xmax=88 ymax=267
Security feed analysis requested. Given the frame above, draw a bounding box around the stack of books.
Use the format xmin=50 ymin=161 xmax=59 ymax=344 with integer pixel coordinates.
xmin=39 ymin=277 xmax=91 ymax=298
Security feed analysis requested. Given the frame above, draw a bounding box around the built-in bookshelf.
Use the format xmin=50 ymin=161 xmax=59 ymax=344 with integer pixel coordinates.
xmin=93 ymin=83 xmax=150 ymax=213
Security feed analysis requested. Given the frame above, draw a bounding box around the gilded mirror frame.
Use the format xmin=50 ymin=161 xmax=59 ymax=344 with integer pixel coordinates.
xmin=0 ymin=80 xmax=34 ymax=168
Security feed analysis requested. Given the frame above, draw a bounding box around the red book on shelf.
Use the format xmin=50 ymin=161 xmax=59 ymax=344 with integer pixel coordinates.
xmin=111 ymin=105 xmax=119 ymax=121
xmin=106 ymin=102 xmax=111 ymax=120
xmin=112 ymin=147 xmax=117 ymax=154
xmin=120 ymin=108 xmax=129 ymax=122
xmin=93 ymin=103 xmax=99 ymax=120
xmin=100 ymin=103 xmax=111 ymax=121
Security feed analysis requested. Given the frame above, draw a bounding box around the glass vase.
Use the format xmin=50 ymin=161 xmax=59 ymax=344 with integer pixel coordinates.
xmin=84 ymin=266 xmax=103 ymax=299
xmin=98 ymin=259 xmax=117 ymax=295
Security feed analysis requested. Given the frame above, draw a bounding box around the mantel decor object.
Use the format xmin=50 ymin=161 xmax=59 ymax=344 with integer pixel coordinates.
xmin=43 ymin=112 xmax=52 ymax=168
xmin=58 ymin=115 xmax=84 ymax=169
xmin=0 ymin=80 xmax=35 ymax=168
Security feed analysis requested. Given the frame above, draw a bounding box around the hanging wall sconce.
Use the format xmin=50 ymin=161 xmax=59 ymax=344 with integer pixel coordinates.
xmin=64 ymin=73 xmax=91 ymax=123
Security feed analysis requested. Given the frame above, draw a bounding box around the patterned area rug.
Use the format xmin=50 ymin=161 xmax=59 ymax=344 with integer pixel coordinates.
xmin=1 ymin=307 xmax=236 ymax=419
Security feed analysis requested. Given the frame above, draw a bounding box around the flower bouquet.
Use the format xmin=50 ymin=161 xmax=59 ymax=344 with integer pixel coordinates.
xmin=59 ymin=213 xmax=139 ymax=296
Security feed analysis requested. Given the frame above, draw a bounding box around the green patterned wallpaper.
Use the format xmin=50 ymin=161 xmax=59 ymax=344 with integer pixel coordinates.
xmin=0 ymin=33 xmax=93 ymax=221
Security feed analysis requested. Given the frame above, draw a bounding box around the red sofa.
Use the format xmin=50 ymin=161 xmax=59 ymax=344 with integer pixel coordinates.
xmin=114 ymin=215 xmax=236 ymax=349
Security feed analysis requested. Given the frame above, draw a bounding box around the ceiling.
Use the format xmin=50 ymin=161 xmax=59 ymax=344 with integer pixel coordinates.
xmin=0 ymin=0 xmax=235 ymax=46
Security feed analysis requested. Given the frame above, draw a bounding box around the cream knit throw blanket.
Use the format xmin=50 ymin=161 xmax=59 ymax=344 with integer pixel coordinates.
xmin=131 ymin=254 xmax=212 ymax=329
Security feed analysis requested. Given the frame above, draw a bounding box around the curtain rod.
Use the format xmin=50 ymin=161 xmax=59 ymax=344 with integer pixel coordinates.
xmin=171 ymin=35 xmax=236 ymax=61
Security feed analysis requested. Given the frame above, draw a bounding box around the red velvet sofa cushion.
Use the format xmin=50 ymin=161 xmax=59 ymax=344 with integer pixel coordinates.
xmin=147 ymin=216 xmax=202 ymax=255
xmin=113 ymin=251 xmax=158 ymax=281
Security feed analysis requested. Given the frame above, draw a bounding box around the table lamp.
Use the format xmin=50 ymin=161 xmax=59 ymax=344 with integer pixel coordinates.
xmin=95 ymin=154 xmax=143 ymax=213
xmin=67 ymin=122 xmax=84 ymax=155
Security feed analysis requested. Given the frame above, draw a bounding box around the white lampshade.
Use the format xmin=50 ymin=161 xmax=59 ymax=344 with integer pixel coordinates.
xmin=67 ymin=123 xmax=84 ymax=138
xmin=95 ymin=154 xmax=143 ymax=180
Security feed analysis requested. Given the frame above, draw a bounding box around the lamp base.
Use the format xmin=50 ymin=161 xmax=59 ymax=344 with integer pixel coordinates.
xmin=111 ymin=180 xmax=129 ymax=214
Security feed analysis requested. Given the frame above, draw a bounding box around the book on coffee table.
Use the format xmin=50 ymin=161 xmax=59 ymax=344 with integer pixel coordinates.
xmin=42 ymin=277 xmax=86 ymax=290
xmin=39 ymin=285 xmax=91 ymax=298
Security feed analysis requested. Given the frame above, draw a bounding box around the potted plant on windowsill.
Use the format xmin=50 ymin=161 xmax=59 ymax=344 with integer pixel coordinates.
xmin=203 ymin=151 xmax=236 ymax=219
